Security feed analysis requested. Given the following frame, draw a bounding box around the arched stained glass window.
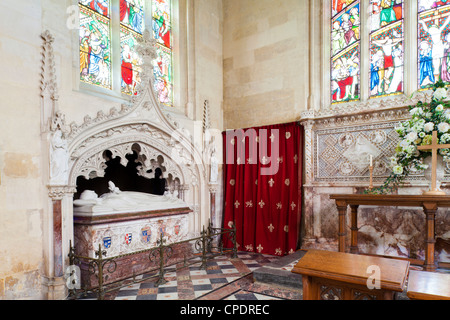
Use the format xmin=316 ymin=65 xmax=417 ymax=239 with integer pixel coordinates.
xmin=79 ymin=0 xmax=112 ymax=89
xmin=418 ymin=1 xmax=450 ymax=89
xmin=78 ymin=0 xmax=174 ymax=106
xmin=120 ymin=0 xmax=145 ymax=95
xmin=331 ymin=0 xmax=361 ymax=104
xmin=152 ymin=0 xmax=173 ymax=107
xmin=369 ymin=0 xmax=404 ymax=98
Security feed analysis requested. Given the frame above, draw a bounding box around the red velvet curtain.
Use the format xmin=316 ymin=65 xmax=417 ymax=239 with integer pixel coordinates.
xmin=222 ymin=122 xmax=303 ymax=256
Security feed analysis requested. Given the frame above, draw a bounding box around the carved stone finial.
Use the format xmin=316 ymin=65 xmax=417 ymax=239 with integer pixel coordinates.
xmin=133 ymin=29 xmax=158 ymax=100
xmin=202 ymin=100 xmax=211 ymax=134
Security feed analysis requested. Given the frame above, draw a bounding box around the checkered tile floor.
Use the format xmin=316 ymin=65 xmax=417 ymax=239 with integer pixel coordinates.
xmin=79 ymin=252 xmax=293 ymax=300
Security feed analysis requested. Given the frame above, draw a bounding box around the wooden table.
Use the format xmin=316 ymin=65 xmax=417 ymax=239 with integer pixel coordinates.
xmin=407 ymin=270 xmax=450 ymax=300
xmin=291 ymin=250 xmax=410 ymax=300
xmin=329 ymin=194 xmax=450 ymax=272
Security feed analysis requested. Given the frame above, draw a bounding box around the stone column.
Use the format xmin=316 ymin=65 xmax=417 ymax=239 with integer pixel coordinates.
xmin=208 ymin=183 xmax=219 ymax=228
xmin=300 ymin=119 xmax=317 ymax=248
xmin=44 ymin=185 xmax=77 ymax=300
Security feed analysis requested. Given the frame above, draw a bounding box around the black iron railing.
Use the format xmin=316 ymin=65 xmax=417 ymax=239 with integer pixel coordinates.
xmin=66 ymin=222 xmax=237 ymax=300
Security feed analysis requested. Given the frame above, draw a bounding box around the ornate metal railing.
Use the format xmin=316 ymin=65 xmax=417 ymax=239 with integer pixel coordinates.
xmin=66 ymin=222 xmax=237 ymax=300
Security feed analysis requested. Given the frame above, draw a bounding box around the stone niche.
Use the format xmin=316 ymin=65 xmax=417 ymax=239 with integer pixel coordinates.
xmin=72 ymin=142 xmax=193 ymax=287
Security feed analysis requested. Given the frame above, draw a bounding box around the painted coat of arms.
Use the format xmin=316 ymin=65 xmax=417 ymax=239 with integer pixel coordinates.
xmin=141 ymin=226 xmax=151 ymax=244
xmin=103 ymin=236 xmax=112 ymax=249
xmin=125 ymin=233 xmax=132 ymax=245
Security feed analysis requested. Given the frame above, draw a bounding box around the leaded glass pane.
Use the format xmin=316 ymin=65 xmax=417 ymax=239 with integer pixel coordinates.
xmin=331 ymin=0 xmax=361 ymax=104
xmin=152 ymin=0 xmax=173 ymax=106
xmin=120 ymin=0 xmax=145 ymax=34
xmin=153 ymin=46 xmax=173 ymax=106
xmin=79 ymin=2 xmax=111 ymax=89
xmin=418 ymin=3 xmax=450 ymax=89
xmin=369 ymin=0 xmax=404 ymax=98
xmin=79 ymin=0 xmax=109 ymax=17
xmin=121 ymin=27 xmax=143 ymax=95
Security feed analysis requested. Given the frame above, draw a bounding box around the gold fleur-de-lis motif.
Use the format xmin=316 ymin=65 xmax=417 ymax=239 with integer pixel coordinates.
xmin=285 ymin=179 xmax=290 ymax=186
xmin=258 ymin=200 xmax=265 ymax=208
xmin=294 ymin=154 xmax=298 ymax=164
xmin=257 ymin=244 xmax=263 ymax=253
xmin=275 ymin=248 xmax=283 ymax=255
xmin=245 ymin=200 xmax=253 ymax=208
xmin=234 ymin=201 xmax=240 ymax=208
xmin=245 ymin=244 xmax=254 ymax=252
xmin=291 ymin=202 xmax=297 ymax=210
xmin=268 ymin=178 xmax=275 ymax=187
xmin=268 ymin=224 xmax=275 ymax=232
xmin=230 ymin=179 xmax=235 ymax=186
xmin=276 ymin=202 xmax=282 ymax=210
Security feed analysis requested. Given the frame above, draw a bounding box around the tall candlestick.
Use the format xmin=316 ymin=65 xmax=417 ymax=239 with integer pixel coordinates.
xmin=369 ymin=165 xmax=374 ymax=189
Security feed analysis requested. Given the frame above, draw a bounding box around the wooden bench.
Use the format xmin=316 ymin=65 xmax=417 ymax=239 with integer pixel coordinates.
xmin=407 ymin=270 xmax=450 ymax=300
xmin=291 ymin=250 xmax=410 ymax=300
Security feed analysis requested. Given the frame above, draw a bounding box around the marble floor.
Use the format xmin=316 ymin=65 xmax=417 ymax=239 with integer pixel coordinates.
xmin=76 ymin=250 xmax=449 ymax=301
xmin=77 ymin=251 xmax=303 ymax=301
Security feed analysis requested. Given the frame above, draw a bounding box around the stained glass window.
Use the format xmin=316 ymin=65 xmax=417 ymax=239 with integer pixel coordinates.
xmin=369 ymin=0 xmax=404 ymax=98
xmin=79 ymin=0 xmax=111 ymax=89
xmin=331 ymin=0 xmax=361 ymax=104
xmin=120 ymin=0 xmax=145 ymax=95
xmin=120 ymin=0 xmax=145 ymax=34
xmin=152 ymin=0 xmax=173 ymax=106
xmin=77 ymin=0 xmax=174 ymax=106
xmin=418 ymin=1 xmax=450 ymax=89
xmin=120 ymin=27 xmax=143 ymax=95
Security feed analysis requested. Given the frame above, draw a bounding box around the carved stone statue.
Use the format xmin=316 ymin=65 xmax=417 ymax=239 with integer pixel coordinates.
xmin=50 ymin=129 xmax=69 ymax=184
xmin=210 ymin=149 xmax=219 ymax=183
xmin=73 ymin=181 xmax=188 ymax=215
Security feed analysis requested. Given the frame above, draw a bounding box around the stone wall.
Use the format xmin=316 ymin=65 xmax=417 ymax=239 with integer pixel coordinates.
xmin=0 ymin=0 xmax=224 ymax=300
xmin=222 ymin=0 xmax=310 ymax=130
xmin=0 ymin=0 xmax=45 ymax=300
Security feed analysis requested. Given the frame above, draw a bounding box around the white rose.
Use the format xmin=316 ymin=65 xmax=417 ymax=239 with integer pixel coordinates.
xmin=436 ymin=104 xmax=445 ymax=112
xmin=438 ymin=122 xmax=450 ymax=133
xmin=406 ymin=132 xmax=418 ymax=141
xmin=393 ymin=166 xmax=404 ymax=175
xmin=424 ymin=122 xmax=435 ymax=132
xmin=410 ymin=107 xmax=423 ymax=116
xmin=434 ymin=87 xmax=448 ymax=100
xmin=399 ymin=139 xmax=411 ymax=149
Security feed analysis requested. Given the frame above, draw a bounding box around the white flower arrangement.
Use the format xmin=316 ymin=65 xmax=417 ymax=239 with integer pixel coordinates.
xmin=367 ymin=81 xmax=450 ymax=194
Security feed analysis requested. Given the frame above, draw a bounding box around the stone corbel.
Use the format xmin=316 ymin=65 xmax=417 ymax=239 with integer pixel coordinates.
xmin=208 ymin=183 xmax=219 ymax=194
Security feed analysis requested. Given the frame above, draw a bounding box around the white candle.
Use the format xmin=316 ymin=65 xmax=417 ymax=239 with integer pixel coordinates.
xmin=370 ymin=155 xmax=373 ymax=167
